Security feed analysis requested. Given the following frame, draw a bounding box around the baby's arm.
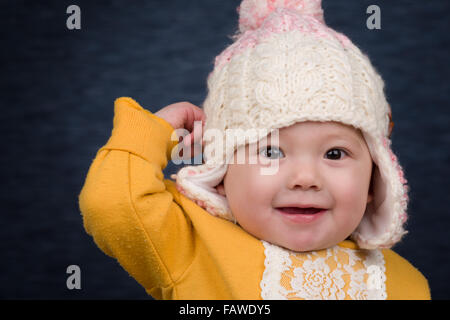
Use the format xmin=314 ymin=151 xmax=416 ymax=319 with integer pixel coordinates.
xmin=78 ymin=97 xmax=205 ymax=297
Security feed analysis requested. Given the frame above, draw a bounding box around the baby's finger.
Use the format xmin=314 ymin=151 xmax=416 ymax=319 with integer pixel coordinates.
xmin=183 ymin=104 xmax=204 ymax=131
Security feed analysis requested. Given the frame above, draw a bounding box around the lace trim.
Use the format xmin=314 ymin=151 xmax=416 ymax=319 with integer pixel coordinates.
xmin=260 ymin=241 xmax=387 ymax=300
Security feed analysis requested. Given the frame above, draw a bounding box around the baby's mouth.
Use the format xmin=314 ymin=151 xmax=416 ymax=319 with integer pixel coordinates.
xmin=276 ymin=207 xmax=325 ymax=214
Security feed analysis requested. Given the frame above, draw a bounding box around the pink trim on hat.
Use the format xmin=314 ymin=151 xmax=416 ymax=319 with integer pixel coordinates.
xmin=382 ymin=136 xmax=409 ymax=224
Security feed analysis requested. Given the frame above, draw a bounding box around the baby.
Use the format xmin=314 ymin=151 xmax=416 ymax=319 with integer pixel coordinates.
xmin=79 ymin=0 xmax=430 ymax=299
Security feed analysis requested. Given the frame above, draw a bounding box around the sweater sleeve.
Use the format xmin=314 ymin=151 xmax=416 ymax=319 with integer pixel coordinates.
xmin=78 ymin=97 xmax=195 ymax=295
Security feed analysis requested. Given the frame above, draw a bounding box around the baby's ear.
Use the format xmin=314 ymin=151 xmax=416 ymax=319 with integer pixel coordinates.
xmin=216 ymin=183 xmax=226 ymax=196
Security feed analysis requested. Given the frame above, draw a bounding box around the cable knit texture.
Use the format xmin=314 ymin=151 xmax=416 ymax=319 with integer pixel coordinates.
xmin=173 ymin=0 xmax=409 ymax=250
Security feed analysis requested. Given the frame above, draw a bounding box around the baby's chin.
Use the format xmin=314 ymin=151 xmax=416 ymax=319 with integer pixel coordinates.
xmin=269 ymin=239 xmax=328 ymax=252
xmin=258 ymin=231 xmax=343 ymax=253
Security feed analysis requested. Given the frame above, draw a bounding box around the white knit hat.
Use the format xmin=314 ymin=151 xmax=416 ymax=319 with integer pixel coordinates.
xmin=172 ymin=0 xmax=409 ymax=249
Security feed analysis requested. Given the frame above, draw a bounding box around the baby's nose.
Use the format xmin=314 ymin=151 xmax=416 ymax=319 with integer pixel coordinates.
xmin=287 ymin=162 xmax=322 ymax=191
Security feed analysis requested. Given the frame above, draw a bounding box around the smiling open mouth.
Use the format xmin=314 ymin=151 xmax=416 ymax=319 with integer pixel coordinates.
xmin=275 ymin=207 xmax=327 ymax=223
xmin=276 ymin=207 xmax=325 ymax=214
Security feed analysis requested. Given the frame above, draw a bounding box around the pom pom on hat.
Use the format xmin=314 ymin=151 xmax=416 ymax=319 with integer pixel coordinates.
xmin=238 ymin=0 xmax=325 ymax=33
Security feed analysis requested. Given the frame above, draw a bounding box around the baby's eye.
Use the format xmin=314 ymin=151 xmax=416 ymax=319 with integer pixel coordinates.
xmin=325 ymin=148 xmax=348 ymax=160
xmin=259 ymin=146 xmax=285 ymax=159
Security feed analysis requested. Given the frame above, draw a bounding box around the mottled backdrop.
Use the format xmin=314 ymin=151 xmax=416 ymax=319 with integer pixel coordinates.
xmin=1 ymin=0 xmax=449 ymax=299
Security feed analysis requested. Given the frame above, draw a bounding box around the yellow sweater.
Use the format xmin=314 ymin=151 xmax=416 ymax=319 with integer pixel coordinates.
xmin=78 ymin=97 xmax=431 ymax=300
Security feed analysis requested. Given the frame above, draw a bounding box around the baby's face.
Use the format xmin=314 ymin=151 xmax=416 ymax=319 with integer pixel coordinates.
xmin=217 ymin=121 xmax=374 ymax=252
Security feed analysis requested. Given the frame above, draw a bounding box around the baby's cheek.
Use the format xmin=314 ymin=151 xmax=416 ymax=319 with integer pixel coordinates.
xmin=226 ymin=166 xmax=273 ymax=213
xmin=333 ymin=178 xmax=368 ymax=221
xmin=339 ymin=189 xmax=367 ymax=232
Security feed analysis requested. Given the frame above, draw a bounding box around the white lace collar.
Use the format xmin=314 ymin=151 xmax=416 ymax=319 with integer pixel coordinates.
xmin=260 ymin=240 xmax=387 ymax=300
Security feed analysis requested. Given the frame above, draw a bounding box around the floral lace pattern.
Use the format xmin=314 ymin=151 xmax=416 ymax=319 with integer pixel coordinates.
xmin=260 ymin=241 xmax=387 ymax=300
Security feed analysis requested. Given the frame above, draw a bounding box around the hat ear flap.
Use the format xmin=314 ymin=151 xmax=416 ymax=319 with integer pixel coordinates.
xmin=351 ymin=132 xmax=409 ymax=249
xmin=173 ymin=163 xmax=233 ymax=221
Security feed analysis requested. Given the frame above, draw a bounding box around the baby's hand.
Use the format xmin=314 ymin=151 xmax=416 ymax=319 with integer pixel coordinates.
xmin=155 ymin=101 xmax=206 ymax=157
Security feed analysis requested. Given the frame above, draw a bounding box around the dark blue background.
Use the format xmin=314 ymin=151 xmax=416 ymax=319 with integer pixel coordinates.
xmin=1 ymin=0 xmax=449 ymax=299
